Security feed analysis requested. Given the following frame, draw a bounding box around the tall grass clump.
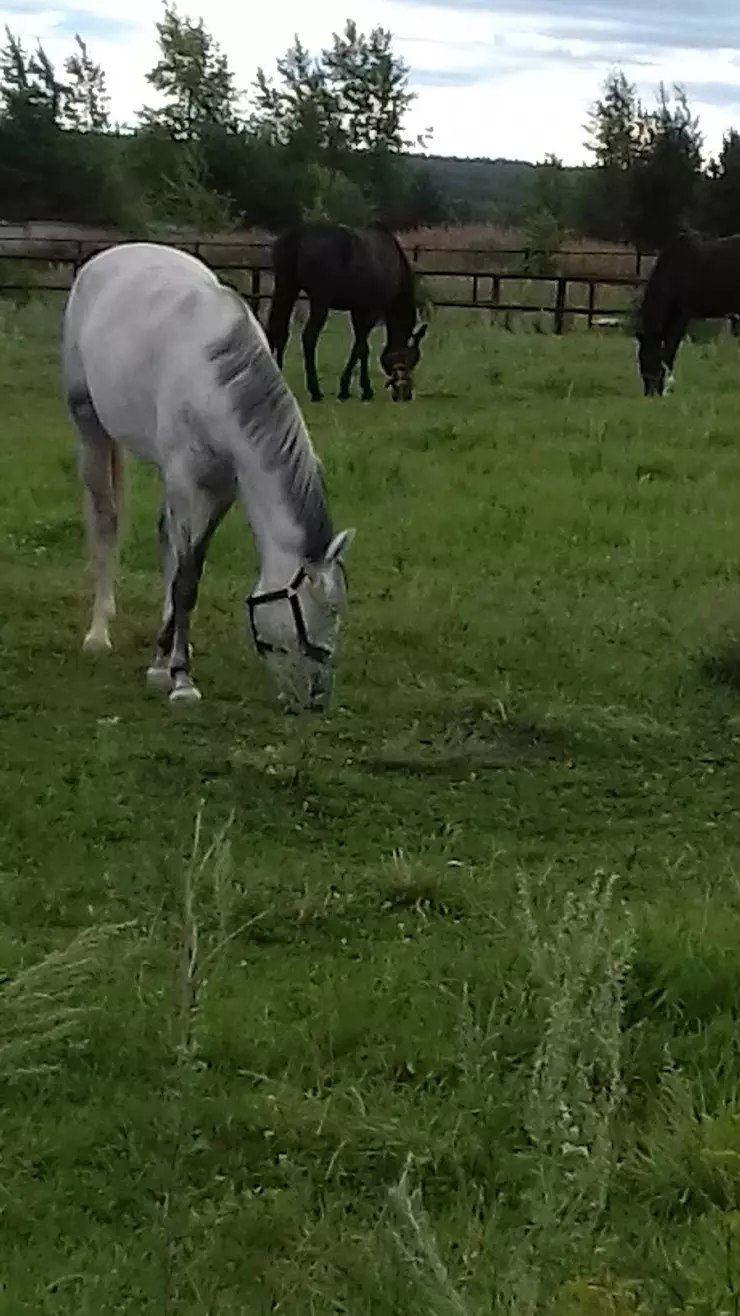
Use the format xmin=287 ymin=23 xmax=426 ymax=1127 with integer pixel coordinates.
xmin=0 ymin=921 xmax=136 ymax=1079
xmin=384 ymin=871 xmax=633 ymax=1314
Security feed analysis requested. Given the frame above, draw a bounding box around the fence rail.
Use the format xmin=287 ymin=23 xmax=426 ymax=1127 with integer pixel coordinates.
xmin=0 ymin=231 xmax=653 ymax=267
xmin=0 ymin=240 xmax=645 ymax=334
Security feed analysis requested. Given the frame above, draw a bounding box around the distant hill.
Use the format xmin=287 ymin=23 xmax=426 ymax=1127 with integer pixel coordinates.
xmin=405 ymin=153 xmax=589 ymax=227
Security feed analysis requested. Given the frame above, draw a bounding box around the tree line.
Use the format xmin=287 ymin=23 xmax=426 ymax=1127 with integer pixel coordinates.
xmin=524 ymin=73 xmax=740 ymax=255
xmin=0 ymin=5 xmax=738 ymax=249
xmin=0 ymin=4 xmax=449 ymax=233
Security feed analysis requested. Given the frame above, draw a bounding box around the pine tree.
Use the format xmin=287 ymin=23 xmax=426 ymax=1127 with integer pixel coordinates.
xmin=0 ymin=28 xmax=66 ymax=124
xmin=62 ymin=36 xmax=110 ymax=132
xmin=704 ymin=130 xmax=740 ymax=236
xmin=252 ymin=38 xmax=342 ymax=162
xmin=320 ymin=20 xmax=416 ymax=154
xmin=630 ymin=83 xmax=703 ymax=247
xmin=581 ymin=70 xmax=644 ymax=242
xmin=140 ymin=3 xmax=239 ymax=140
xmin=586 ymin=70 xmax=643 ymax=171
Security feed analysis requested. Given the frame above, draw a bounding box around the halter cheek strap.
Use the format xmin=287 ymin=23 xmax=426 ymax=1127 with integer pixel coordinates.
xmin=247 ymin=567 xmax=332 ymax=665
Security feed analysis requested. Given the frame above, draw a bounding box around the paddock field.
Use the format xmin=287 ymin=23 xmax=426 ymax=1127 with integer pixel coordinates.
xmin=4 ymin=303 xmax=740 ymax=1312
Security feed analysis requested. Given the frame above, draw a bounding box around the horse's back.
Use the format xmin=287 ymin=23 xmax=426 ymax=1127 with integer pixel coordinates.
xmin=646 ymin=233 xmax=740 ymax=318
xmin=698 ymin=235 xmax=740 ymax=311
xmin=276 ymin=222 xmax=405 ymax=310
xmin=65 ymin=242 xmax=222 ymax=354
xmin=63 ymin=243 xmax=239 ymax=454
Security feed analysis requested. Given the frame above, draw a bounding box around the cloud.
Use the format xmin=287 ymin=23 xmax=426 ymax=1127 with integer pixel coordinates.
xmin=0 ymin=0 xmax=739 ymax=164
xmin=411 ymin=67 xmax=493 ymax=89
xmin=51 ymin=10 xmax=134 ymax=41
xmin=394 ymin=0 xmax=740 ymax=53
xmin=0 ymin=0 xmax=53 ymax=11
xmin=686 ymin=82 xmax=740 ymax=111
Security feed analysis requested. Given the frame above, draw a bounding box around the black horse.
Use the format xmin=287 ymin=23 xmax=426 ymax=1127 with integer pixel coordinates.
xmin=266 ymin=221 xmax=428 ymax=403
xmin=636 ymin=232 xmax=740 ymax=395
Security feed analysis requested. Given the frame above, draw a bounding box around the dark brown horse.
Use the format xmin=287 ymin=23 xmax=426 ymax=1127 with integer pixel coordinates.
xmin=266 ymin=221 xmax=428 ymax=403
xmin=636 ymin=232 xmax=740 ymax=395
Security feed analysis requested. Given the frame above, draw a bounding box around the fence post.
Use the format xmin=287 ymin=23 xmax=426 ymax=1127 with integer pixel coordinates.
xmin=635 ymin=249 xmax=642 ymax=277
xmin=249 ymin=266 xmax=261 ymax=315
xmin=586 ymin=281 xmax=596 ymax=329
xmin=472 ymin=273 xmax=479 ymax=306
xmin=553 ymin=277 xmax=567 ymax=334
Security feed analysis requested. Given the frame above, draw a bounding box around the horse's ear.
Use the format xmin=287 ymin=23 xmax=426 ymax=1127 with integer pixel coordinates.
xmin=323 ymin=528 xmax=355 ymax=564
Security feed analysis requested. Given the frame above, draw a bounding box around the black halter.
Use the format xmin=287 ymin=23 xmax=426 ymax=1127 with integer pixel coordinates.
xmin=247 ymin=567 xmax=332 ymax=665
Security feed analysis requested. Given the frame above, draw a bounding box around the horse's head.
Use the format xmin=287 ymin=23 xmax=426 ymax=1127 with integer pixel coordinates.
xmin=247 ymin=529 xmax=354 ymax=711
xmin=380 ymin=323 xmax=428 ymax=401
xmin=636 ymin=331 xmax=667 ymax=397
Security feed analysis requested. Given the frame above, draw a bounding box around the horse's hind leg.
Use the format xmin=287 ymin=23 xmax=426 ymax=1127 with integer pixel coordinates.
xmin=266 ymin=282 xmax=297 ymax=370
xmin=148 ymin=481 xmax=231 ymax=702
xmin=68 ymin=386 xmax=122 ymax=654
xmin=302 ymin=303 xmax=329 ymax=402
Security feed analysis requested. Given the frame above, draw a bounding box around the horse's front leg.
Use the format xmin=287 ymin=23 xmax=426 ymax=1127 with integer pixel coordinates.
xmin=663 ymin=315 xmax=689 ymax=393
xmin=146 ymin=501 xmax=178 ymax=690
xmin=147 ymin=489 xmax=229 ymax=702
xmin=356 ymin=327 xmax=374 ymax=401
xmin=168 ymin=544 xmax=202 ymax=702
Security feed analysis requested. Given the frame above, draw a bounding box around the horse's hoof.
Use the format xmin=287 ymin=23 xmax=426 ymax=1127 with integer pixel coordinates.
xmin=83 ymin=631 xmax=111 ymax=654
xmin=361 ymin=392 xmax=374 ymax=403
xmin=146 ymin=663 xmax=173 ymax=691
xmin=169 ymin=680 xmax=202 ymax=704
xmin=309 ymin=393 xmax=323 ymax=404
xmin=338 ymin=391 xmax=351 ymax=402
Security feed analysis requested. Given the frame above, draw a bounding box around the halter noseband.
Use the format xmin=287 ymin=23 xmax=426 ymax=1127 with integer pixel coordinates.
xmin=247 ymin=566 xmax=332 ymax=665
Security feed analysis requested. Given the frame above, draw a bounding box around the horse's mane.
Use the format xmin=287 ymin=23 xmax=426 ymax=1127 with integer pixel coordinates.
xmin=207 ymin=293 xmax=334 ymax=562
xmin=376 ymin=225 xmax=416 ymax=317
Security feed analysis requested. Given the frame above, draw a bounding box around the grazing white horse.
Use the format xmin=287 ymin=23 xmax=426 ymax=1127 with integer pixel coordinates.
xmin=61 ymin=241 xmax=354 ymax=707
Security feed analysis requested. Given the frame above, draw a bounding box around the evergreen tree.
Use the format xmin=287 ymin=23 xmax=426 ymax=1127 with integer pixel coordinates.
xmin=140 ymin=3 xmax=240 ymax=140
xmin=252 ymin=38 xmax=342 ymax=164
xmin=630 ymin=83 xmax=702 ymax=247
xmin=404 ymin=166 xmax=450 ymax=227
xmin=320 ymin=20 xmax=416 ymax=154
xmin=703 ymin=129 xmax=740 ymax=236
xmin=62 ymin=36 xmax=110 ymax=132
xmin=523 ymin=155 xmax=571 ymax=273
xmin=581 ymin=70 xmax=643 ymax=241
xmin=27 ymin=43 xmax=66 ymax=123
xmin=0 ymin=28 xmax=66 ymax=124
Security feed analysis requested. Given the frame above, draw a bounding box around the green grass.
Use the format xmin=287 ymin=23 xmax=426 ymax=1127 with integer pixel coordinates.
xmin=4 ymin=297 xmax=740 ymax=1311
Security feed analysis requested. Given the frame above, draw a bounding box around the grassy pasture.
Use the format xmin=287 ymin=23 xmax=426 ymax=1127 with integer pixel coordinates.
xmin=3 ymin=299 xmax=740 ymax=1311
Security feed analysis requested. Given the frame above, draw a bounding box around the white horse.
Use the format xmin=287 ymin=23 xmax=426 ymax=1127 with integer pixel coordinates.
xmin=61 ymin=241 xmax=354 ymax=707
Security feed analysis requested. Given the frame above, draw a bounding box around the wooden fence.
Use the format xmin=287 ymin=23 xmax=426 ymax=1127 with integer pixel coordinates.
xmin=0 ymin=237 xmax=645 ymax=334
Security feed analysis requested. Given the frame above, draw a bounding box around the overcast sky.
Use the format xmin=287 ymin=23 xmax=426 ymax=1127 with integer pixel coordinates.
xmin=2 ymin=0 xmax=739 ymax=164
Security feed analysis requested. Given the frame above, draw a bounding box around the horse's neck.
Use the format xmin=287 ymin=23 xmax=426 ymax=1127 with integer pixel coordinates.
xmin=232 ymin=449 xmax=305 ymax=591
xmin=384 ymin=294 xmax=415 ymax=347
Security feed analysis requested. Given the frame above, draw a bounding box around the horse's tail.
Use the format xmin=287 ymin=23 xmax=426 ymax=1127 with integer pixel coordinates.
xmin=267 ymin=228 xmax=303 ymax=354
xmin=271 ymin=227 xmax=303 ymax=290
